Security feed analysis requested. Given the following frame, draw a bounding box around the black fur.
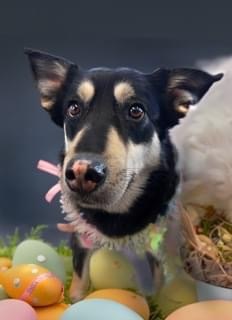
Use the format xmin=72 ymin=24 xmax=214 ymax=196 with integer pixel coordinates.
xmin=70 ymin=234 xmax=88 ymax=277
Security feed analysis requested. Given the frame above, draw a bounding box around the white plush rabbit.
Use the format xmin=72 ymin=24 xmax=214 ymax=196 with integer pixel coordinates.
xmin=171 ymin=56 xmax=232 ymax=223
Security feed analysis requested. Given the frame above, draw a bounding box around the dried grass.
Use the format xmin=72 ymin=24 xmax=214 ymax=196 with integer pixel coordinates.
xmin=180 ymin=205 xmax=232 ymax=288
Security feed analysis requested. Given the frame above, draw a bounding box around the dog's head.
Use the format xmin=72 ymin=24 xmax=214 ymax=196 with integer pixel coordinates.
xmin=26 ymin=49 xmax=222 ymax=239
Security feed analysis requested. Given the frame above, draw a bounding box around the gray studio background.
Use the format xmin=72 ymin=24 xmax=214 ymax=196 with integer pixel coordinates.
xmin=0 ymin=1 xmax=232 ymax=243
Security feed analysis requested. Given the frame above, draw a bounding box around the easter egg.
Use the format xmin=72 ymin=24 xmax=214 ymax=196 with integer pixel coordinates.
xmin=89 ymin=248 xmax=138 ymax=290
xmin=166 ymin=300 xmax=232 ymax=320
xmin=60 ymin=298 xmax=143 ymax=320
xmin=13 ymin=239 xmax=66 ymax=283
xmin=0 ymin=257 xmax=12 ymax=271
xmin=86 ymin=289 xmax=150 ymax=320
xmin=35 ymin=303 xmax=69 ymax=320
xmin=0 ymin=284 xmax=8 ymax=299
xmin=0 ymin=299 xmax=37 ymax=320
xmin=0 ymin=264 xmax=64 ymax=306
xmin=155 ymin=274 xmax=197 ymax=316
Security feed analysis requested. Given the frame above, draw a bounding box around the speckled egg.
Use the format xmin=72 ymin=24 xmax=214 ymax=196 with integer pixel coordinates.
xmin=0 ymin=264 xmax=64 ymax=306
xmin=0 ymin=257 xmax=12 ymax=271
xmin=12 ymin=239 xmax=66 ymax=283
xmin=0 ymin=299 xmax=37 ymax=320
xmin=35 ymin=303 xmax=69 ymax=320
xmin=60 ymin=298 xmax=143 ymax=320
xmin=89 ymin=248 xmax=138 ymax=290
xmin=86 ymin=289 xmax=150 ymax=320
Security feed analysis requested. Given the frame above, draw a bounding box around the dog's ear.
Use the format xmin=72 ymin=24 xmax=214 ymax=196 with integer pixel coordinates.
xmin=149 ymin=68 xmax=223 ymax=127
xmin=25 ymin=48 xmax=77 ymax=117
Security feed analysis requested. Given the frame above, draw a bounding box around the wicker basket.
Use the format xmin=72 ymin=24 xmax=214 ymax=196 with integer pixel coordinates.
xmin=180 ymin=206 xmax=232 ymax=290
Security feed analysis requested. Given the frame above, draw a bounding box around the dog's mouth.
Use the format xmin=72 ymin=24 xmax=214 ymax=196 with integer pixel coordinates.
xmin=58 ymin=155 xmax=162 ymax=252
xmin=60 ymin=170 xmax=154 ymax=252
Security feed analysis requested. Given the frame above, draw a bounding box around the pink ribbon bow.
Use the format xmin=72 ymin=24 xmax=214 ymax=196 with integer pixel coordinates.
xmin=37 ymin=160 xmax=61 ymax=203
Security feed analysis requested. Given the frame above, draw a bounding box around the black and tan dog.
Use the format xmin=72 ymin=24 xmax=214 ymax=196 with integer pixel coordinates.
xmin=25 ymin=49 xmax=222 ymax=300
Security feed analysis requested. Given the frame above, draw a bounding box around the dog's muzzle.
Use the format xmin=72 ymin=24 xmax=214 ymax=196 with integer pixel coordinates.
xmin=65 ymin=156 xmax=107 ymax=193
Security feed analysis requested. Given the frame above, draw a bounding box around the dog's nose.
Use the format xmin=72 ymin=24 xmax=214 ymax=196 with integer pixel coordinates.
xmin=65 ymin=160 xmax=107 ymax=193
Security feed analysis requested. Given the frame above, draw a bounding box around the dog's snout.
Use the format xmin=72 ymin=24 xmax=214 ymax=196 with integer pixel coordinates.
xmin=65 ymin=159 xmax=107 ymax=193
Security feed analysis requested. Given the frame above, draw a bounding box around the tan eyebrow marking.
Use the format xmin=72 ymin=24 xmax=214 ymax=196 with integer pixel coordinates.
xmin=77 ymin=80 xmax=95 ymax=103
xmin=114 ymin=82 xmax=135 ymax=104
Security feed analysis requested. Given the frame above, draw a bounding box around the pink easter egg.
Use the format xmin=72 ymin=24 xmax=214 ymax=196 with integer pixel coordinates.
xmin=0 ymin=299 xmax=37 ymax=320
xmin=166 ymin=300 xmax=232 ymax=320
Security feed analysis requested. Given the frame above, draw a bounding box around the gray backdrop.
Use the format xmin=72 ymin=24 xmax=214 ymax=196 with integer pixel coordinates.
xmin=0 ymin=1 xmax=232 ymax=242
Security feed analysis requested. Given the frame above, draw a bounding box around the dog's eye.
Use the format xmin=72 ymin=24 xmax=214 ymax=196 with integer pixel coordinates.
xmin=67 ymin=102 xmax=82 ymax=118
xmin=128 ymin=104 xmax=145 ymax=120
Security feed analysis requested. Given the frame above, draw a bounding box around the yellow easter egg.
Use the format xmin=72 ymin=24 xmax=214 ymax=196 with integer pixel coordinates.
xmin=0 ymin=257 xmax=12 ymax=272
xmin=0 ymin=264 xmax=64 ymax=306
xmin=86 ymin=289 xmax=150 ymax=320
xmin=35 ymin=303 xmax=69 ymax=320
xmin=89 ymin=248 xmax=138 ymax=290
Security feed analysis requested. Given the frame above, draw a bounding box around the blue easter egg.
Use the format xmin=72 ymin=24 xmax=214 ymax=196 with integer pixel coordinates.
xmin=61 ymin=298 xmax=143 ymax=320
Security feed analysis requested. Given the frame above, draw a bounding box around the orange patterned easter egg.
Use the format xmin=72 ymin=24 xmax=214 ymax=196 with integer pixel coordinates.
xmin=35 ymin=303 xmax=69 ymax=320
xmin=0 ymin=264 xmax=64 ymax=306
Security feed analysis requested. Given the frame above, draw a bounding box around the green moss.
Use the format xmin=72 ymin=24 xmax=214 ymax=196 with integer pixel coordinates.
xmin=147 ymin=296 xmax=164 ymax=320
xmin=0 ymin=228 xmax=21 ymax=258
xmin=0 ymin=225 xmax=50 ymax=258
xmin=56 ymin=240 xmax=72 ymax=257
xmin=24 ymin=225 xmax=48 ymax=240
xmin=63 ymin=269 xmax=73 ymax=304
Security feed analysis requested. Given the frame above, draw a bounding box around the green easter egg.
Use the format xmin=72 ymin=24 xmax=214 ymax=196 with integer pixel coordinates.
xmin=89 ymin=248 xmax=138 ymax=291
xmin=0 ymin=284 xmax=8 ymax=300
xmin=12 ymin=240 xmax=66 ymax=283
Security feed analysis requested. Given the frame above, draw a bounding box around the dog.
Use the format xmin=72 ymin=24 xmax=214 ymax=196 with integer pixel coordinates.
xmin=25 ymin=48 xmax=222 ymax=300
